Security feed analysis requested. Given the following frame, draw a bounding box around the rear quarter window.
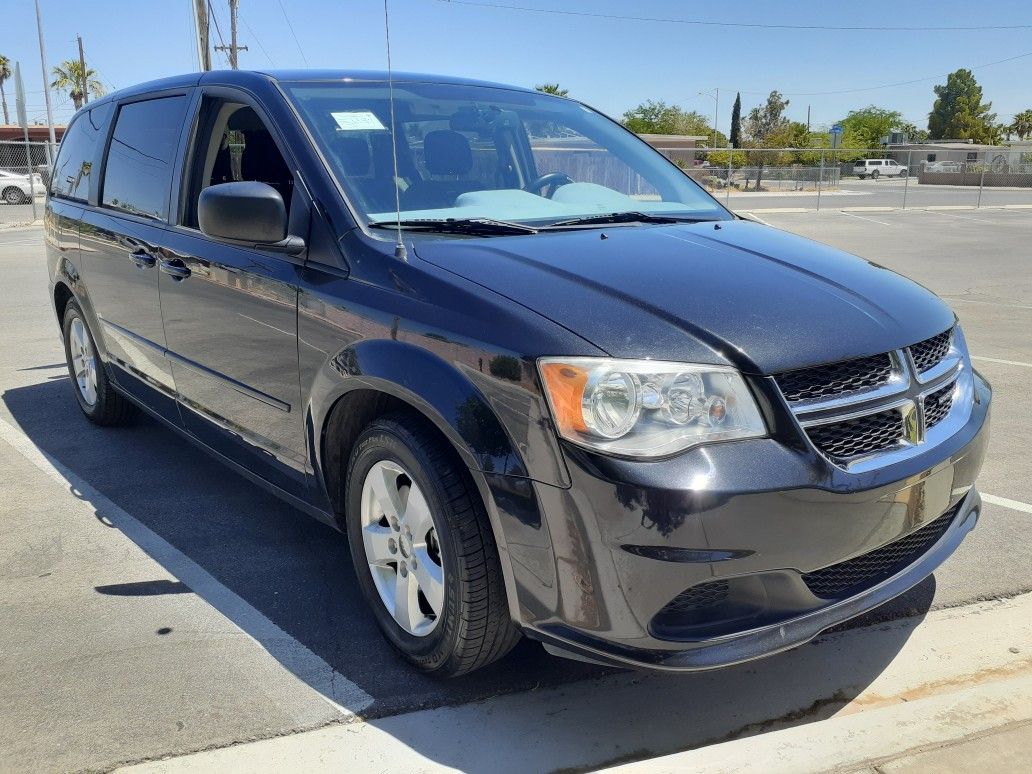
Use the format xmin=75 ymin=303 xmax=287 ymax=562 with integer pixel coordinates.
xmin=49 ymin=102 xmax=113 ymax=201
xmin=101 ymin=96 xmax=190 ymax=219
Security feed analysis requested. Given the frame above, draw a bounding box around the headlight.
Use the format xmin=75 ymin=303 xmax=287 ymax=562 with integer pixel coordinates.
xmin=538 ymin=358 xmax=766 ymax=458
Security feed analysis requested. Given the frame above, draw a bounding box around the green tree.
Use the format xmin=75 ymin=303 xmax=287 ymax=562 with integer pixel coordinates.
xmin=535 ymin=83 xmax=569 ymax=97
xmin=928 ymin=68 xmax=997 ymax=143
xmin=838 ymin=106 xmax=904 ymax=149
xmin=742 ymin=91 xmax=792 ymax=189
xmin=622 ymin=99 xmax=714 ymax=137
xmin=729 ymin=92 xmax=742 ymax=148
xmin=50 ymin=60 xmax=105 ymax=111
xmin=1009 ymin=110 xmax=1032 ymax=140
xmin=0 ymin=55 xmax=11 ymax=125
xmin=897 ymin=121 xmax=930 ymax=143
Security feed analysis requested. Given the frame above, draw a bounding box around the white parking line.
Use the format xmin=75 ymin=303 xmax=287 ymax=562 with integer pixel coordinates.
xmin=837 ymin=211 xmax=893 ymax=226
xmin=972 ymin=355 xmax=1032 ymax=369
xmin=982 ymin=494 xmax=1032 ymax=515
xmin=917 ymin=209 xmax=995 ymax=224
xmin=945 ymin=298 xmax=1032 ymax=311
xmin=0 ymin=415 xmax=374 ymax=717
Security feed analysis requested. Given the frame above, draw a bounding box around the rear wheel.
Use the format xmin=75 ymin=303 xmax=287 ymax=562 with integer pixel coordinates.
xmin=871 ymin=169 xmax=880 ymax=179
xmin=345 ymin=413 xmax=520 ymax=676
xmin=858 ymin=174 xmax=866 ymax=180
xmin=3 ymin=187 xmax=27 ymax=205
xmin=62 ymin=301 xmax=134 ymax=425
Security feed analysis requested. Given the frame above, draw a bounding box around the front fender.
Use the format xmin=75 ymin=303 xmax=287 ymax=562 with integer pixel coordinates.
xmin=312 ymin=338 xmax=530 ymax=477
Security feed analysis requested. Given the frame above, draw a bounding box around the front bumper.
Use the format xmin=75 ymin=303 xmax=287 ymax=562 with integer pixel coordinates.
xmin=491 ymin=370 xmax=991 ymax=672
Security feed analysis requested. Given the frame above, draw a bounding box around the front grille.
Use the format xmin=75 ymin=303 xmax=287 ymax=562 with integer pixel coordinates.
xmin=775 ymin=353 xmax=894 ymax=403
xmin=924 ymin=382 xmax=955 ymax=429
xmin=806 ymin=408 xmax=903 ymax=459
xmin=659 ymin=580 xmax=731 ymax=615
xmin=802 ymin=505 xmax=959 ymax=599
xmin=909 ymin=329 xmax=953 ymax=373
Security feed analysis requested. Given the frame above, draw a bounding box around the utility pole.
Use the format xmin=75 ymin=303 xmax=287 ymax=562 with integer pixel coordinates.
xmin=192 ymin=0 xmax=212 ymax=70
xmin=806 ymin=105 xmax=811 ymax=132
xmin=214 ymin=0 xmax=248 ymax=69
xmin=77 ymin=35 xmax=89 ymax=105
xmin=33 ymin=0 xmax=57 ymax=167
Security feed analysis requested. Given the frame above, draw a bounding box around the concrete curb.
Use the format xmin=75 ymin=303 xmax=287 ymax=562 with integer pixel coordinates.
xmin=116 ymin=593 xmax=1032 ymax=774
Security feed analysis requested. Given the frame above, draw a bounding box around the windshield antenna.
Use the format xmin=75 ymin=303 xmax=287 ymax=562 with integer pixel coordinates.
xmin=383 ymin=0 xmax=407 ymax=260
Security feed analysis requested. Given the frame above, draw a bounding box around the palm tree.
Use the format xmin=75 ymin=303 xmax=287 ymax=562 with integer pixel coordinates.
xmin=50 ymin=60 xmax=105 ymax=111
xmin=535 ymin=83 xmax=569 ymax=97
xmin=0 ymin=55 xmax=11 ymax=124
xmin=1009 ymin=110 xmax=1032 ymax=141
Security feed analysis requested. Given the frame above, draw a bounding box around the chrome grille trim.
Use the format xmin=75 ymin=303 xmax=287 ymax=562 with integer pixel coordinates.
xmin=774 ymin=336 xmax=969 ymax=472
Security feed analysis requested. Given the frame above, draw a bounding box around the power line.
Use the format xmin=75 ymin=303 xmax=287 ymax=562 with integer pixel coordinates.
xmin=275 ymin=0 xmax=309 ymax=65
xmin=240 ymin=16 xmax=275 ymax=66
xmin=436 ymin=0 xmax=1032 ymax=31
xmin=744 ymin=49 xmax=1032 ymax=97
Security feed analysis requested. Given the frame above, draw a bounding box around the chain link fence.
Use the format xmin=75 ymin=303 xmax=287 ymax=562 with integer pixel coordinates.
xmin=657 ymin=146 xmax=1032 ymax=211
xmin=1 ymin=140 xmax=55 ymax=223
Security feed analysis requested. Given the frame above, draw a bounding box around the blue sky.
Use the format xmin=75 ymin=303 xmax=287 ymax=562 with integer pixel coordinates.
xmin=4 ymin=0 xmax=1031 ymax=133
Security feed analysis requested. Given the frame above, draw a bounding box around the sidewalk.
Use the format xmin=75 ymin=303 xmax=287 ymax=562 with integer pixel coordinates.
xmin=117 ymin=593 xmax=1032 ymax=774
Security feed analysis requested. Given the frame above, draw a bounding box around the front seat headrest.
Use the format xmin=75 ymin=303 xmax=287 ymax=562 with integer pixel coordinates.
xmin=423 ymin=130 xmax=473 ymax=176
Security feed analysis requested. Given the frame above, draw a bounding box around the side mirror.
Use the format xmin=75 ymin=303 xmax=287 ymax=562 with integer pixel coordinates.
xmin=198 ymin=181 xmax=304 ymax=254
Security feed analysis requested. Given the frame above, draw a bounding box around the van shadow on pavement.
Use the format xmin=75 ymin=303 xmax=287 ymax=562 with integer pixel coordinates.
xmin=2 ymin=377 xmax=934 ymax=764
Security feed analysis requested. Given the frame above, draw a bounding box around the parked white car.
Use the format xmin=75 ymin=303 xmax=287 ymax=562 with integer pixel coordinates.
xmin=854 ymin=159 xmax=907 ymax=179
xmin=0 ymin=170 xmax=45 ymax=204
xmin=924 ymin=161 xmax=963 ymax=173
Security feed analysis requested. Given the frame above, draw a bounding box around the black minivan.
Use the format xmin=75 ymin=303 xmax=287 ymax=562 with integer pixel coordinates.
xmin=46 ymin=70 xmax=990 ymax=676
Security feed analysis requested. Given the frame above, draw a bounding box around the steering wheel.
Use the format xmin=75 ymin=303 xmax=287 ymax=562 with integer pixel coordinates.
xmin=525 ymin=172 xmax=574 ymax=198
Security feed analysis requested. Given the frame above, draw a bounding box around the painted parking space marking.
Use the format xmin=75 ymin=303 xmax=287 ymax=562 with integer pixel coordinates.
xmin=945 ymin=298 xmax=1032 ymax=311
xmin=982 ymin=494 xmax=1032 ymax=515
xmin=972 ymin=355 xmax=1032 ymax=369
xmin=837 ymin=211 xmax=893 ymax=226
xmin=915 ymin=209 xmax=995 ymax=224
xmin=0 ymin=414 xmax=374 ymax=717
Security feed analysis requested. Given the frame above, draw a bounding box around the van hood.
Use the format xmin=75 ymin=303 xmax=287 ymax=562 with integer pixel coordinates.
xmin=413 ymin=220 xmax=955 ymax=374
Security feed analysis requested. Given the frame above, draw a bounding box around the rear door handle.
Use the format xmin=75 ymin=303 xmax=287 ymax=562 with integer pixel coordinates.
xmin=159 ymin=258 xmax=191 ymax=280
xmin=131 ymin=250 xmax=156 ymax=269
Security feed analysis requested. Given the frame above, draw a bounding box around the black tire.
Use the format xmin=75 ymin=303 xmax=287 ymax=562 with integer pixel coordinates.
xmin=3 ymin=187 xmax=27 ymax=205
xmin=871 ymin=169 xmax=880 ymax=179
xmin=858 ymin=174 xmax=866 ymax=180
xmin=899 ymin=169 xmax=908 ymax=178
xmin=345 ymin=413 xmax=520 ymax=677
xmin=61 ymin=301 xmax=135 ymax=426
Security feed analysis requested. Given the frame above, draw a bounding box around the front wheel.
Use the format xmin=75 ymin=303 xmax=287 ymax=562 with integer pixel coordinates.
xmin=899 ymin=169 xmax=908 ymax=178
xmin=345 ymin=414 xmax=520 ymax=676
xmin=871 ymin=169 xmax=880 ymax=179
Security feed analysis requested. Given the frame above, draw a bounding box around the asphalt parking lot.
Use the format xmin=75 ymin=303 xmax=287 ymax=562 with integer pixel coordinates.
xmin=1 ymin=209 xmax=1031 ymax=772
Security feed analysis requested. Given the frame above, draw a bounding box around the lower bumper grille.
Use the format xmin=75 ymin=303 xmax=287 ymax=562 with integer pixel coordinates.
xmin=802 ymin=504 xmax=959 ymax=599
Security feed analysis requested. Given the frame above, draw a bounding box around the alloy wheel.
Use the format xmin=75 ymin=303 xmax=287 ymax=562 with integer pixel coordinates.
xmin=359 ymin=460 xmax=445 ymax=636
xmin=69 ymin=317 xmax=98 ymax=406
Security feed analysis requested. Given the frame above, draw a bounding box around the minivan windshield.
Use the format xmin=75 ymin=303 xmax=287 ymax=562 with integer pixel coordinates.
xmin=283 ymin=80 xmax=729 ymax=230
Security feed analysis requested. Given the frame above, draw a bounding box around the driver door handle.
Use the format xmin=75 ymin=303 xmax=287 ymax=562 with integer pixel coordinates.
xmin=159 ymin=258 xmax=191 ymax=280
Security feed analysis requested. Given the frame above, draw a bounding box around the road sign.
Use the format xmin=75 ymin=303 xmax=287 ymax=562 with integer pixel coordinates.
xmin=830 ymin=124 xmax=843 ymax=149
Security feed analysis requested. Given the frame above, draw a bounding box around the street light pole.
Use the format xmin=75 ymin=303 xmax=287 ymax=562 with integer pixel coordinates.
xmin=34 ymin=0 xmax=58 ymax=166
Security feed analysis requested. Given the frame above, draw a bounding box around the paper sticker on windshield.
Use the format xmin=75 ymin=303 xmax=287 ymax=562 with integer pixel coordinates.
xmin=331 ymin=111 xmax=386 ymax=131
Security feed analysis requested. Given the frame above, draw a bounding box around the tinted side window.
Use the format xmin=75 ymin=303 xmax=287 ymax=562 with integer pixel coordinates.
xmin=49 ymin=102 xmax=113 ymax=201
xmin=102 ymin=96 xmax=189 ymax=219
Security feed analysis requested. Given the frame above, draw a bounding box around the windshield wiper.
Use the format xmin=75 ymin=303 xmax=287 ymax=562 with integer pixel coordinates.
xmin=544 ymin=212 xmax=714 ymax=228
xmin=368 ymin=217 xmax=538 ymax=236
